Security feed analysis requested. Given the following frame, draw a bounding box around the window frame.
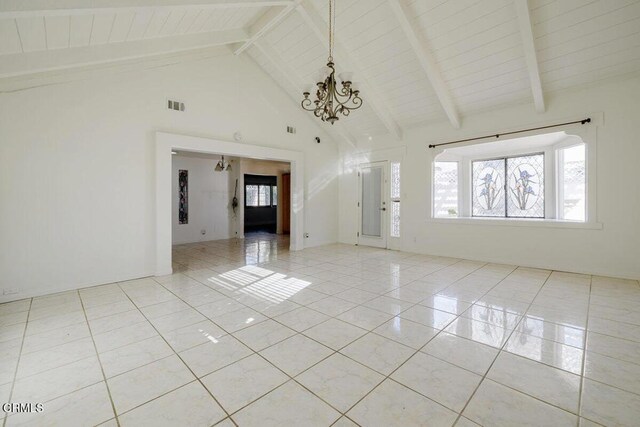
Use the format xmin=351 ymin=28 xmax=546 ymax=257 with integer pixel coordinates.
xmin=471 ymin=151 xmax=545 ymax=219
xmin=429 ymin=121 xmax=600 ymax=228
xmin=556 ymin=142 xmax=586 ymax=221
xmin=433 ymin=161 xmax=460 ymax=218
xmin=244 ymin=184 xmax=277 ymax=208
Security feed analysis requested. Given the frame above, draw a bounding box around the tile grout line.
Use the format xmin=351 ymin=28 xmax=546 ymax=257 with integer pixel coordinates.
xmin=149 ymin=273 xmax=349 ymax=423
xmin=450 ymin=268 xmax=560 ymax=425
xmin=577 ymin=274 xmax=593 ymax=424
xmin=115 ymin=283 xmax=240 ymax=427
xmin=2 ymin=298 xmax=32 ymax=427
xmin=4 ymin=240 xmax=637 ymax=425
xmin=78 ymin=289 xmax=122 ymax=427
xmin=143 ymin=255 xmax=470 ymax=422
xmin=326 ymin=259 xmax=494 ymax=421
xmin=171 ymin=254 xmax=570 ymax=423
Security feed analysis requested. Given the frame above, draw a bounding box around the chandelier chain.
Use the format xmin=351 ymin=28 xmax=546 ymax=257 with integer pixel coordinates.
xmin=300 ymin=0 xmax=362 ymax=125
xmin=328 ymin=0 xmax=335 ymax=61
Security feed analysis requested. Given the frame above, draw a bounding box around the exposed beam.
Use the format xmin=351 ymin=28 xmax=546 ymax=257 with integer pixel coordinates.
xmin=296 ymin=0 xmax=403 ymax=141
xmin=0 ymin=28 xmax=248 ymax=78
xmin=387 ymin=0 xmax=461 ymax=129
xmin=234 ymin=1 xmax=299 ymax=55
xmin=0 ymin=46 xmax=231 ymax=93
xmin=253 ymin=39 xmax=357 ymax=148
xmin=514 ymin=0 xmax=545 ymax=113
xmin=234 ymin=0 xmax=300 ymax=55
xmin=0 ymin=0 xmax=293 ymax=18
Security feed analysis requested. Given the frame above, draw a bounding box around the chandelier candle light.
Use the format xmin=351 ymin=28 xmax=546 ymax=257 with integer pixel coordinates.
xmin=214 ymin=156 xmax=232 ymax=172
xmin=301 ymin=0 xmax=363 ymax=124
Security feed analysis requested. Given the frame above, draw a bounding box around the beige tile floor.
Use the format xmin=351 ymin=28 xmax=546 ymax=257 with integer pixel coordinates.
xmin=1 ymin=232 xmax=640 ymax=426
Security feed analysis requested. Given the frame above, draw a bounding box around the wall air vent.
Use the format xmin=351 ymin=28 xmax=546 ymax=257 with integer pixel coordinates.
xmin=286 ymin=126 xmax=296 ymax=134
xmin=168 ymin=100 xmax=185 ymax=111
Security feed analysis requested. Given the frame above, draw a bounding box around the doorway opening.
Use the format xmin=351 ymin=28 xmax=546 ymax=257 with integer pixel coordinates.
xmin=242 ymin=159 xmax=291 ymax=238
xmin=155 ymin=131 xmax=304 ymax=276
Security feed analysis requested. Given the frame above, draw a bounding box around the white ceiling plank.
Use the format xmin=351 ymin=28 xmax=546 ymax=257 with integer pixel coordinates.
xmin=108 ymin=11 xmax=135 ymax=42
xmin=174 ymin=8 xmax=200 ymax=34
xmin=0 ymin=1 xmax=294 ymax=18
xmin=16 ymin=16 xmax=47 ymax=52
xmin=44 ymin=15 xmax=69 ymax=50
xmin=143 ymin=9 xmax=171 ymax=38
xmin=90 ymin=13 xmax=116 ymax=45
xmin=515 ymin=0 xmax=546 ymax=113
xmin=296 ymin=0 xmax=403 ymax=140
xmin=387 ymin=0 xmax=461 ymax=129
xmin=0 ymin=19 xmax=21 ymax=54
xmin=253 ymin=39 xmax=357 ymax=147
xmin=234 ymin=2 xmax=299 ymax=55
xmin=126 ymin=9 xmax=154 ymax=40
xmin=0 ymin=27 xmax=249 ymax=78
xmin=69 ymin=14 xmax=92 ymax=47
xmin=159 ymin=9 xmax=186 ymax=36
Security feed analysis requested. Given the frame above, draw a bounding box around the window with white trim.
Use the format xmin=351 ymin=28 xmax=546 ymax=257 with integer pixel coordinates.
xmin=432 ymin=132 xmax=588 ymax=222
xmin=434 ymin=162 xmax=459 ymax=217
xmin=558 ymin=144 xmax=586 ymax=221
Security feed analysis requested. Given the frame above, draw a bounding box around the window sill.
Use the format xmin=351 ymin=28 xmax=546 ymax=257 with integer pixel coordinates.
xmin=427 ymin=217 xmax=603 ymax=230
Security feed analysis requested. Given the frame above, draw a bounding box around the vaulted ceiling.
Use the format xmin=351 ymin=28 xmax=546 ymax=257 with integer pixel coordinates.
xmin=1 ymin=0 xmax=639 ymax=143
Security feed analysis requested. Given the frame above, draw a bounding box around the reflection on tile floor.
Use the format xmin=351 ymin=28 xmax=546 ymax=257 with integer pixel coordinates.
xmin=1 ymin=232 xmax=640 ymax=426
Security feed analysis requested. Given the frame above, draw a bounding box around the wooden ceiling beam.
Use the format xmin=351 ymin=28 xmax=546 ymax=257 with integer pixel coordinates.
xmin=387 ymin=0 xmax=461 ymax=128
xmin=234 ymin=1 xmax=299 ymax=55
xmin=0 ymin=28 xmax=248 ymax=78
xmin=514 ymin=0 xmax=546 ymax=113
xmin=0 ymin=0 xmax=293 ymax=18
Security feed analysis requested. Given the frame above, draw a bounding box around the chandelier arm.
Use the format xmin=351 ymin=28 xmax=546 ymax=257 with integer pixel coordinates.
xmin=300 ymin=0 xmax=364 ymax=124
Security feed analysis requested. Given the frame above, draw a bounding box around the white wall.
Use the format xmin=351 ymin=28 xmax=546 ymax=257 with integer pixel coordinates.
xmin=171 ymin=155 xmax=239 ymax=245
xmin=340 ymin=75 xmax=640 ymax=279
xmin=0 ymin=47 xmax=340 ymax=302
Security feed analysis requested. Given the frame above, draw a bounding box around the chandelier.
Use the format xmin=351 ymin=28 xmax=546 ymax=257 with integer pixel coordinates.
xmin=214 ymin=156 xmax=232 ymax=172
xmin=301 ymin=0 xmax=362 ymax=124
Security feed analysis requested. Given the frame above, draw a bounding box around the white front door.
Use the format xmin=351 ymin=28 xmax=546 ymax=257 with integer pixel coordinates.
xmin=358 ymin=162 xmax=387 ymax=248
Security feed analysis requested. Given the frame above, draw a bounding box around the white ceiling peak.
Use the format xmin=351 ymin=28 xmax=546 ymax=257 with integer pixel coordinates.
xmin=234 ymin=1 xmax=300 ymax=55
xmin=3 ymin=0 xmax=640 ymax=136
xmin=296 ymin=0 xmax=404 ymax=141
xmin=387 ymin=0 xmax=461 ymax=129
xmin=514 ymin=0 xmax=545 ymax=113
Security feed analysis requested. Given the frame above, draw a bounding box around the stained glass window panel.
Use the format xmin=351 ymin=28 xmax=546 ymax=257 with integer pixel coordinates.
xmin=272 ymin=185 xmax=278 ymax=206
xmin=390 ymin=162 xmax=400 ymax=199
xmin=506 ymin=154 xmax=544 ymax=218
xmin=472 ymin=159 xmax=505 ymax=217
xmin=246 ymin=185 xmax=259 ymax=207
xmin=434 ymin=162 xmax=458 ymax=217
xmin=391 ymin=201 xmax=400 ymax=237
xmin=561 ymin=145 xmax=585 ymax=221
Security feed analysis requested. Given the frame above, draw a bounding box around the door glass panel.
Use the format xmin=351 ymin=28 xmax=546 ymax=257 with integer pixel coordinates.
xmin=362 ymin=167 xmax=382 ymax=237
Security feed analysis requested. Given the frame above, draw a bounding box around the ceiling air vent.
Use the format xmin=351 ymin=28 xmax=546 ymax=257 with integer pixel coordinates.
xmin=167 ymin=100 xmax=185 ymax=111
xmin=286 ymin=126 xmax=296 ymax=134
